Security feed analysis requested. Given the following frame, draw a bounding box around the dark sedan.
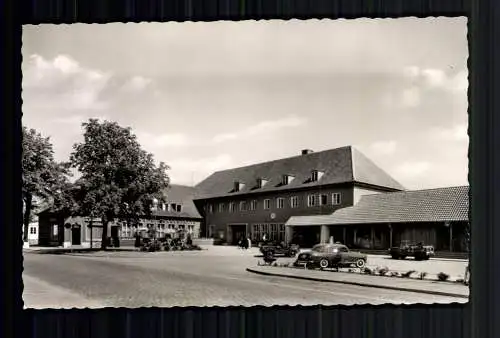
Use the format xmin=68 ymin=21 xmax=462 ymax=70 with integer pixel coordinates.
xmin=294 ymin=243 xmax=367 ymax=269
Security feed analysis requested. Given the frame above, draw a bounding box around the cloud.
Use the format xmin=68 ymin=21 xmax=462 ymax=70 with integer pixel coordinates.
xmin=449 ymin=70 xmax=468 ymax=93
xmin=168 ymin=154 xmax=234 ymax=185
xmin=23 ymin=54 xmax=111 ymax=111
xmin=137 ymin=132 xmax=191 ymax=148
xmin=430 ymin=123 xmax=468 ymax=142
xmin=212 ymin=115 xmax=307 ymax=144
xmin=212 ymin=133 xmax=238 ymax=143
xmin=368 ymin=140 xmax=398 ymax=156
xmin=403 ymin=65 xmax=468 ymax=94
xmin=400 ymin=87 xmax=421 ymax=108
xmin=51 ymin=115 xmax=110 ymax=130
xmin=121 ymin=76 xmax=152 ymax=92
xmin=384 ymin=66 xmax=467 ymax=109
xmin=393 ymin=161 xmax=432 ymax=179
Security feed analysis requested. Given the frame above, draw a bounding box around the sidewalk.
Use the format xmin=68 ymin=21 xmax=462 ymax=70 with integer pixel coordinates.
xmin=247 ymin=265 xmax=469 ymax=299
xmin=23 ymin=274 xmax=104 ymax=309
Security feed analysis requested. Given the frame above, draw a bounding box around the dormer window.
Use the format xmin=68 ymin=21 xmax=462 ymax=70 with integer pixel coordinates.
xmin=311 ymin=170 xmax=324 ymax=182
xmin=233 ymin=181 xmax=245 ymax=192
xmin=257 ymin=178 xmax=268 ymax=189
xmin=168 ymin=203 xmax=182 ymax=212
xmin=281 ymin=174 xmax=294 ymax=185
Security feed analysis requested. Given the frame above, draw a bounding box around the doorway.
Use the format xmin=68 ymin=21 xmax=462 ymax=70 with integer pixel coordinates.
xmin=291 ymin=226 xmax=320 ymax=248
xmin=228 ymin=224 xmax=247 ymax=245
xmin=71 ymin=224 xmax=81 ymax=245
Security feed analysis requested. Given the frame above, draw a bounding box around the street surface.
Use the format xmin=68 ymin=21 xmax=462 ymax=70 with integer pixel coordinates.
xmin=23 ymin=247 xmax=467 ymax=308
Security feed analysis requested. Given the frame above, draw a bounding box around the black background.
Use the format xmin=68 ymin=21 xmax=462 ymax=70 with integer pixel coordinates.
xmin=2 ymin=0 xmax=499 ymax=337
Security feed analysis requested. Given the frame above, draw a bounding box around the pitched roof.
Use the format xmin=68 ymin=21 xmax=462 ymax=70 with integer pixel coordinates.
xmin=194 ymin=146 xmax=405 ymax=200
xmin=286 ymin=185 xmax=469 ymax=226
xmin=156 ymin=184 xmax=202 ymax=219
xmin=38 ymin=184 xmax=202 ymax=220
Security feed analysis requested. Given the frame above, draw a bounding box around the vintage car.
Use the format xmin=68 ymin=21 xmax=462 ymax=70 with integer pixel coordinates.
xmin=294 ymin=243 xmax=367 ymax=269
xmin=259 ymin=242 xmax=300 ymax=257
xmin=389 ymin=241 xmax=435 ymax=261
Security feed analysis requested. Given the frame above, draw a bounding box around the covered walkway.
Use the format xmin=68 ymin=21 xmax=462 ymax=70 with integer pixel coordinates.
xmin=285 ymin=186 xmax=469 ymax=252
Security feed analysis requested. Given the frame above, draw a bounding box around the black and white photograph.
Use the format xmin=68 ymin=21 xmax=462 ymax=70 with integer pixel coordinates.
xmin=21 ymin=17 xmax=469 ymax=309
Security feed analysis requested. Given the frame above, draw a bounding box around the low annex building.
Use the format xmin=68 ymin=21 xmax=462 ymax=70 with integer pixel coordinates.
xmin=119 ymin=184 xmax=202 ymax=240
xmin=193 ymin=146 xmax=405 ymax=247
xmin=286 ymin=185 xmax=469 ymax=253
xmin=37 ymin=184 xmax=202 ymax=248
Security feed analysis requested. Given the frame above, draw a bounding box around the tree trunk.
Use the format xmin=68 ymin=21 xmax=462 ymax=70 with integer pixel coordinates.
xmin=23 ymin=194 xmax=32 ymax=243
xmin=101 ymin=217 xmax=108 ymax=251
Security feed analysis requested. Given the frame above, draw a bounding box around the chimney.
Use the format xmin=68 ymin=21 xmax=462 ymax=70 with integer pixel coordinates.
xmin=301 ymin=149 xmax=314 ymax=155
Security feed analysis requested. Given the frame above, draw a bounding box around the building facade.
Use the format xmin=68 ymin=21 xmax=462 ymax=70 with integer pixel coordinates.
xmin=193 ymin=147 xmax=405 ymax=247
xmin=286 ymin=186 xmax=469 ymax=252
xmin=119 ymin=184 xmax=202 ymax=240
xmin=37 ymin=184 xmax=202 ymax=248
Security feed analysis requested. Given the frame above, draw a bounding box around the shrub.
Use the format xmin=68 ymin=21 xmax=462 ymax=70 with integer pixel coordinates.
xmin=283 ymin=263 xmax=290 ymax=268
xmin=455 ymin=278 xmax=465 ymax=284
xmin=272 ymin=262 xmax=278 ymax=267
xmin=419 ymin=272 xmax=428 ymax=280
xmin=378 ymin=267 xmax=390 ymax=276
xmin=363 ymin=267 xmax=373 ymax=275
xmin=389 ymin=271 xmax=400 ymax=277
xmin=437 ymin=272 xmax=450 ymax=281
xmin=402 ymin=270 xmax=416 ymax=278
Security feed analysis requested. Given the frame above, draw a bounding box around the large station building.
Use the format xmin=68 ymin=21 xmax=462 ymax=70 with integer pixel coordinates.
xmin=193 ymin=146 xmax=406 ymax=247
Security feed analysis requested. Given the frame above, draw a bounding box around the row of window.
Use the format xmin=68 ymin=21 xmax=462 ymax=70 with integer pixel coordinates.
xmin=156 ymin=203 xmax=183 ymax=213
xmin=208 ymin=192 xmax=342 ymax=213
xmin=251 ymin=223 xmax=286 ymax=242
xmin=121 ymin=223 xmax=195 ymax=238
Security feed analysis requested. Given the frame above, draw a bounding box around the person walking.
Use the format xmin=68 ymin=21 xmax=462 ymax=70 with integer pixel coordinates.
xmin=134 ymin=231 xmax=141 ymax=251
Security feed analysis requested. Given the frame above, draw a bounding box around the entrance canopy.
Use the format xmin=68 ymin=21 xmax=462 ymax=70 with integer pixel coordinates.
xmin=286 ymin=186 xmax=469 ymax=226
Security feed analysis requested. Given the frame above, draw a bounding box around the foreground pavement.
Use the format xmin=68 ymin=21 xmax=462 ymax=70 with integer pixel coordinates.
xmin=23 ymin=248 xmax=466 ymax=308
xmin=23 ymin=274 xmax=104 ymax=309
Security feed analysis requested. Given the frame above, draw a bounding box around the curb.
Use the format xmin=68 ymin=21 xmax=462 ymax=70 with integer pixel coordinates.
xmin=24 ymin=248 xmax=136 ymax=255
xmin=246 ymin=268 xmax=468 ymax=299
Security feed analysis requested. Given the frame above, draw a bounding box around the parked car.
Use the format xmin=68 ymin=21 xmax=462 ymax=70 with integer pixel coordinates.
xmin=389 ymin=241 xmax=435 ymax=260
xmin=260 ymin=242 xmax=300 ymax=257
xmin=294 ymin=243 xmax=367 ymax=269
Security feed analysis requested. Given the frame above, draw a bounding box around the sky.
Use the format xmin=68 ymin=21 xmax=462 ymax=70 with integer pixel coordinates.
xmin=21 ymin=18 xmax=468 ymax=190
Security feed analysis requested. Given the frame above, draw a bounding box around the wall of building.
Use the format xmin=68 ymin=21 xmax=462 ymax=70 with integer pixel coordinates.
xmin=201 ymin=185 xmax=355 ymax=243
xmin=119 ymin=218 xmax=201 ymax=239
xmin=38 ymin=213 xmax=64 ymax=246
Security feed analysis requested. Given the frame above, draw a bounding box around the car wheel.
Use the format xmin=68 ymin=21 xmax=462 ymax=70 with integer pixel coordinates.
xmin=355 ymin=259 xmax=366 ymax=269
xmin=319 ymin=259 xmax=330 ymax=269
xmin=391 ymin=254 xmax=399 ymax=259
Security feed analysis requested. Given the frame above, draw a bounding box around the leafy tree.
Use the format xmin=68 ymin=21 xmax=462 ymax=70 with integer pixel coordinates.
xmin=69 ymin=119 xmax=170 ymax=250
xmin=22 ymin=126 xmax=71 ymax=242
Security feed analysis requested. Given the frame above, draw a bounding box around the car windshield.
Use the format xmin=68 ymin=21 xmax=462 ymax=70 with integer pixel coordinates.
xmin=311 ymin=245 xmax=328 ymax=252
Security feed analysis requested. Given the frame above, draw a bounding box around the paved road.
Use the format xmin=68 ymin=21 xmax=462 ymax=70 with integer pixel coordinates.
xmin=23 ymin=249 xmax=466 ymax=309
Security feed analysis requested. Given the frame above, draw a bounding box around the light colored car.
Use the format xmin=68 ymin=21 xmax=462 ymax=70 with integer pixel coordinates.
xmin=294 ymin=243 xmax=367 ymax=269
